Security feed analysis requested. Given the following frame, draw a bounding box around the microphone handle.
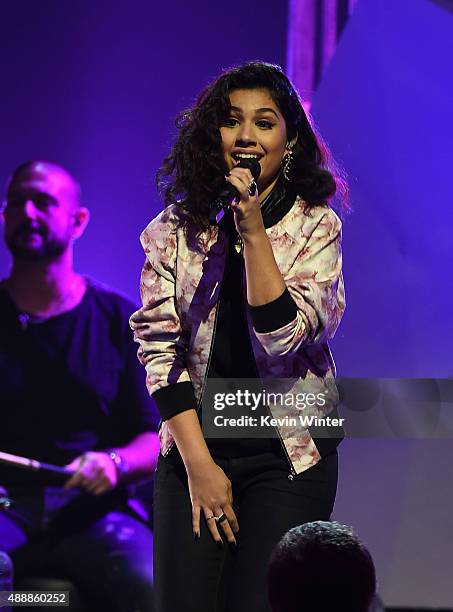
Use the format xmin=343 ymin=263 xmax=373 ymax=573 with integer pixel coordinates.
xmin=208 ymin=186 xmax=240 ymax=226
xmin=209 ymin=158 xmax=260 ymax=226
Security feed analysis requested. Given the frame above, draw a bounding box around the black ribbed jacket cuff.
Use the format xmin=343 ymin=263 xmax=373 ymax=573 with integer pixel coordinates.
xmin=153 ymin=381 xmax=198 ymax=421
xmin=249 ymin=287 xmax=298 ymax=334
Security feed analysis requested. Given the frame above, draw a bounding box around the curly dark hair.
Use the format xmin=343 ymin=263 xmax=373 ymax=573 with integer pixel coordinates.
xmin=157 ymin=61 xmax=348 ymax=229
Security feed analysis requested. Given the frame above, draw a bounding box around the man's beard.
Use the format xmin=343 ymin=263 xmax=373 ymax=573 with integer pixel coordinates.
xmin=6 ymin=225 xmax=69 ymax=261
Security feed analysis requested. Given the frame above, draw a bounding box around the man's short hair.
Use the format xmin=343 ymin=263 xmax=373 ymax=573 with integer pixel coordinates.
xmin=3 ymin=160 xmax=82 ymax=209
xmin=268 ymin=521 xmax=376 ymax=612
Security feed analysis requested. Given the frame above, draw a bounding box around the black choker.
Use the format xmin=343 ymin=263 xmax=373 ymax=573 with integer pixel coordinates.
xmin=260 ymin=176 xmax=298 ymax=229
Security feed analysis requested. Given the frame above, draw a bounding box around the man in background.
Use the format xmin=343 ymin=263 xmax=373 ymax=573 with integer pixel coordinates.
xmin=0 ymin=160 xmax=159 ymax=611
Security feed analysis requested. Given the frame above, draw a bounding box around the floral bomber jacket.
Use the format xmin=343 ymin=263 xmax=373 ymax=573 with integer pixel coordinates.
xmin=130 ymin=197 xmax=345 ymax=477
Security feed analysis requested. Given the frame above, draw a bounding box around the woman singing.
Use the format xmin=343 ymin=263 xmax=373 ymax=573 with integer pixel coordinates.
xmin=130 ymin=61 xmax=347 ymax=612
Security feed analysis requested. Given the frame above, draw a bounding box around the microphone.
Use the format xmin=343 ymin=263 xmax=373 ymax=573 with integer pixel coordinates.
xmin=209 ymin=158 xmax=261 ymax=225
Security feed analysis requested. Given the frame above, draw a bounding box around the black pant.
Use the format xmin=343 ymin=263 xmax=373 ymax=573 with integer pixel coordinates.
xmin=153 ymin=447 xmax=338 ymax=612
xmin=0 ymin=486 xmax=154 ymax=612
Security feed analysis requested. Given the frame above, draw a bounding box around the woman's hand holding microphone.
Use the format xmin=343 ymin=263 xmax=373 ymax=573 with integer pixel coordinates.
xmin=225 ymin=163 xmax=265 ymax=241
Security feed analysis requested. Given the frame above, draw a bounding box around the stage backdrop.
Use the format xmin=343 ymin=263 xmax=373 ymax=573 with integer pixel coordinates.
xmin=309 ymin=0 xmax=453 ymax=607
xmin=2 ymin=1 xmax=453 ymax=608
xmin=0 ymin=0 xmax=288 ymax=301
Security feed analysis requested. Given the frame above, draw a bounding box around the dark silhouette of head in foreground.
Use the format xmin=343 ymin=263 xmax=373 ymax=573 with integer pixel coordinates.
xmin=268 ymin=521 xmax=376 ymax=612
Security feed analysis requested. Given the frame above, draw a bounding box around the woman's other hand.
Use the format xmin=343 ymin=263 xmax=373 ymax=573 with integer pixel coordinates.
xmin=165 ymin=409 xmax=240 ymax=546
xmin=188 ymin=458 xmax=239 ymax=546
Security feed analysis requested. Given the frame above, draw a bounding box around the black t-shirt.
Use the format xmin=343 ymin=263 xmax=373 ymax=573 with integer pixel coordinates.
xmin=206 ymin=232 xmax=280 ymax=457
xmin=0 ymin=278 xmax=158 ymax=483
xmin=205 ymin=179 xmax=298 ymax=458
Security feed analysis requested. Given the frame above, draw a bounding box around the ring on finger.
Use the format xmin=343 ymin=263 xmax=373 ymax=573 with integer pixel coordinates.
xmin=214 ymin=513 xmax=228 ymax=524
xmin=206 ymin=515 xmax=215 ymax=521
xmin=248 ymin=179 xmax=257 ymax=197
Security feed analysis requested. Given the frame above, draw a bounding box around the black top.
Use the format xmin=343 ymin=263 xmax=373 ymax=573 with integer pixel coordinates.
xmin=0 ymin=278 xmax=158 ymax=484
xmin=209 ymin=176 xmax=299 ymax=380
xmin=205 ymin=178 xmax=299 ymax=457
